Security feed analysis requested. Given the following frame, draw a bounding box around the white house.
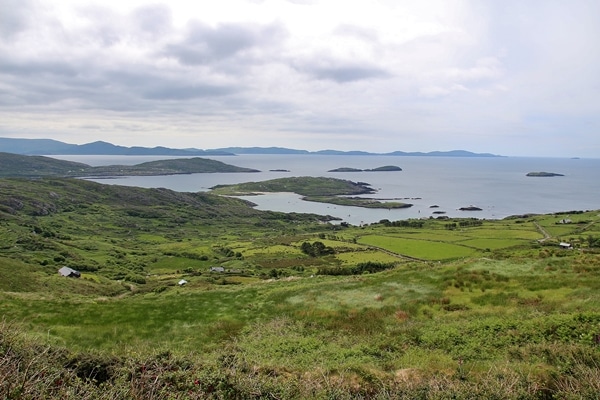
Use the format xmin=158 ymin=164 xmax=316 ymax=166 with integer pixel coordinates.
xmin=58 ymin=266 xmax=81 ymax=278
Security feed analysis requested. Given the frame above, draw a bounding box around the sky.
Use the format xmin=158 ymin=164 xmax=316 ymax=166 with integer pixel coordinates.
xmin=0 ymin=0 xmax=599 ymax=157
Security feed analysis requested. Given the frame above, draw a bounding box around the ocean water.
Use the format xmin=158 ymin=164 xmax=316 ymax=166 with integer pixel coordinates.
xmin=53 ymin=154 xmax=600 ymax=225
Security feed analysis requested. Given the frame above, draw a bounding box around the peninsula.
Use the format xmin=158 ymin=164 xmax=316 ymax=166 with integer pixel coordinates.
xmin=0 ymin=152 xmax=259 ymax=178
xmin=211 ymin=176 xmax=413 ymax=209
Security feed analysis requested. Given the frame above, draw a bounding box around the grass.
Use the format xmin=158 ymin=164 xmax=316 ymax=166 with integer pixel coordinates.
xmin=358 ymin=235 xmax=477 ymax=260
xmin=2 ymin=177 xmax=600 ymax=398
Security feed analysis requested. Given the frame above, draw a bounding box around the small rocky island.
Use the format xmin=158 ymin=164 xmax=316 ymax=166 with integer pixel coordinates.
xmin=526 ymin=172 xmax=564 ymax=177
xmin=459 ymin=206 xmax=483 ymax=211
xmin=328 ymin=165 xmax=402 ymax=172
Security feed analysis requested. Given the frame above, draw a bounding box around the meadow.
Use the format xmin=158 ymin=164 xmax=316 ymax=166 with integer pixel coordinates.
xmin=1 ymin=177 xmax=600 ymax=398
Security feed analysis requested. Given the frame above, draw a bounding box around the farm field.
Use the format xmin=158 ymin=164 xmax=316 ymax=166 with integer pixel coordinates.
xmin=1 ymin=177 xmax=600 ymax=399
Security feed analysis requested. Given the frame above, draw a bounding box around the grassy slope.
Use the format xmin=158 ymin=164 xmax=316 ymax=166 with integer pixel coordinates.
xmin=0 ymin=152 xmax=259 ymax=177
xmin=1 ymin=177 xmax=600 ymax=398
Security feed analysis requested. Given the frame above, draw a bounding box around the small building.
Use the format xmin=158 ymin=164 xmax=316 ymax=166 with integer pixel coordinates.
xmin=558 ymin=219 xmax=572 ymax=224
xmin=210 ymin=267 xmax=225 ymax=273
xmin=58 ymin=266 xmax=81 ymax=278
xmin=178 ymin=279 xmax=188 ymax=286
xmin=559 ymin=242 xmax=573 ymax=249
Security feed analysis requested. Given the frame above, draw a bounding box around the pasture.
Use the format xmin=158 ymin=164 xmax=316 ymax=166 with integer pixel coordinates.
xmin=2 ymin=177 xmax=600 ymax=398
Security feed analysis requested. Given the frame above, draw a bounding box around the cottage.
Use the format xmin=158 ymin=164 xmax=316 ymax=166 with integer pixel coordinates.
xmin=559 ymin=242 xmax=573 ymax=249
xmin=58 ymin=266 xmax=81 ymax=278
xmin=210 ymin=266 xmax=225 ymax=273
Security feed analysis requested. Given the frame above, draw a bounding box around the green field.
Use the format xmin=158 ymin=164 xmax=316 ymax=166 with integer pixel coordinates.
xmin=1 ymin=177 xmax=600 ymax=399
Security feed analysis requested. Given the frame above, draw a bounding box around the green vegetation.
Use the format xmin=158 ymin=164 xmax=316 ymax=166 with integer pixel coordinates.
xmin=304 ymin=195 xmax=412 ymax=209
xmin=211 ymin=176 xmax=375 ymax=196
xmin=1 ymin=177 xmax=600 ymax=398
xmin=0 ymin=152 xmax=259 ymax=177
xmin=213 ymin=176 xmax=413 ymax=209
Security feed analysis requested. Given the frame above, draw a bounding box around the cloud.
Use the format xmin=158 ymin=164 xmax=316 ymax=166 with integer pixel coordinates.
xmin=0 ymin=0 xmax=598 ymax=156
xmin=163 ymin=21 xmax=286 ymax=66
xmin=298 ymin=62 xmax=391 ymax=83
xmin=143 ymin=84 xmax=236 ymax=100
xmin=0 ymin=0 xmax=35 ymax=38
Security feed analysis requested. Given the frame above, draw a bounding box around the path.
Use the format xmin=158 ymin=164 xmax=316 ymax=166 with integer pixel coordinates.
xmin=534 ymin=221 xmax=552 ymax=242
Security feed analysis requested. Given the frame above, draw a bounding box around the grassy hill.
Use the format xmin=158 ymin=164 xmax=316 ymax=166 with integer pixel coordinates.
xmin=0 ymin=152 xmax=259 ymax=178
xmin=1 ymin=176 xmax=600 ymax=398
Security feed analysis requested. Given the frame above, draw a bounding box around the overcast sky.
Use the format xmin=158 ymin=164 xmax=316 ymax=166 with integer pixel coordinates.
xmin=1 ymin=0 xmax=598 ymax=157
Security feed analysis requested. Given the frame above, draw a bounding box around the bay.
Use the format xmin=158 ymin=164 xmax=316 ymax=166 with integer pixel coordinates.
xmin=53 ymin=154 xmax=600 ymax=225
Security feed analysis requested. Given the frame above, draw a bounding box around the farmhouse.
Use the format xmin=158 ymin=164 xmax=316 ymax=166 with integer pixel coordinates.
xmin=559 ymin=242 xmax=573 ymax=249
xmin=210 ymin=266 xmax=225 ymax=273
xmin=58 ymin=266 xmax=81 ymax=278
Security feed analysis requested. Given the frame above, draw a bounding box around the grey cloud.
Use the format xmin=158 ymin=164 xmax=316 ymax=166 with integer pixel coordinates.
xmin=163 ymin=21 xmax=286 ymax=65
xmin=131 ymin=4 xmax=173 ymax=37
xmin=0 ymin=0 xmax=35 ymax=39
xmin=143 ymin=84 xmax=236 ymax=100
xmin=303 ymin=65 xmax=391 ymax=83
xmin=0 ymin=58 xmax=78 ymax=78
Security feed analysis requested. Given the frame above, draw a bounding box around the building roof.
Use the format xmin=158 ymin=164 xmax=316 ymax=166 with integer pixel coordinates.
xmin=58 ymin=266 xmax=81 ymax=277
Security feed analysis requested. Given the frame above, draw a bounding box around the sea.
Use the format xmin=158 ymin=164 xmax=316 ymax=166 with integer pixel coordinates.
xmin=51 ymin=154 xmax=600 ymax=226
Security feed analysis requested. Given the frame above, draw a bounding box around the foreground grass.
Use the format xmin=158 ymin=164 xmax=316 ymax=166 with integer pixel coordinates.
xmin=2 ymin=178 xmax=600 ymax=398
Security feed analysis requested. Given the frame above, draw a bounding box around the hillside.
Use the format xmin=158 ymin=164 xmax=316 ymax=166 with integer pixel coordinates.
xmin=1 ymin=176 xmax=600 ymax=398
xmin=0 ymin=152 xmax=259 ymax=178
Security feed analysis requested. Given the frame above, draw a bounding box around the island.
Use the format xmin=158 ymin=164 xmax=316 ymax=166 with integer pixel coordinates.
xmin=459 ymin=206 xmax=483 ymax=211
xmin=328 ymin=167 xmax=362 ymax=172
xmin=526 ymin=172 xmax=565 ymax=177
xmin=328 ymin=165 xmax=402 ymax=172
xmin=211 ymin=176 xmax=413 ymax=209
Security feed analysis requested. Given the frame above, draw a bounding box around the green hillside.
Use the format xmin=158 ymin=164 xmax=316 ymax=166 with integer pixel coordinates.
xmin=0 ymin=152 xmax=259 ymax=177
xmin=1 ymin=177 xmax=600 ymax=398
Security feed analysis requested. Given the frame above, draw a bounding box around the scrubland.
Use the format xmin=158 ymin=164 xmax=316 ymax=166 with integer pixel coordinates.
xmin=1 ymin=178 xmax=600 ymax=399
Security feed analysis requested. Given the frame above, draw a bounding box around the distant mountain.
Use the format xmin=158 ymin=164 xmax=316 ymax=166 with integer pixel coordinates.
xmin=315 ymin=150 xmax=373 ymax=156
xmin=0 ymin=137 xmax=502 ymax=157
xmin=211 ymin=147 xmax=310 ymax=155
xmin=210 ymin=147 xmax=501 ymax=157
xmin=0 ymin=138 xmax=233 ymax=156
xmin=385 ymin=150 xmax=500 ymax=157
